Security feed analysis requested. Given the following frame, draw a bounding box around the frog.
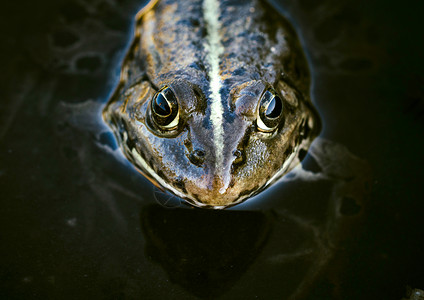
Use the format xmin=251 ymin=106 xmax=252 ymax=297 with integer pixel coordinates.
xmin=103 ymin=0 xmax=321 ymax=208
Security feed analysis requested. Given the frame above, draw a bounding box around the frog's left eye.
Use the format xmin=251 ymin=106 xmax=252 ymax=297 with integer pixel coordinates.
xmin=257 ymin=89 xmax=284 ymax=132
xmin=150 ymin=86 xmax=179 ymax=129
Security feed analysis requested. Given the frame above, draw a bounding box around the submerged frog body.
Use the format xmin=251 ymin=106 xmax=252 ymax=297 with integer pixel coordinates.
xmin=103 ymin=0 xmax=320 ymax=208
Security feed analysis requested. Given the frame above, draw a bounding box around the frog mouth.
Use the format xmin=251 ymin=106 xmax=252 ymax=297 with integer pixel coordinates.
xmin=126 ymin=144 xmax=257 ymax=209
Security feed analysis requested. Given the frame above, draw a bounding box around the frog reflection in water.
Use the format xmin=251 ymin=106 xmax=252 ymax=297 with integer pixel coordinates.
xmin=103 ymin=0 xmax=321 ymax=208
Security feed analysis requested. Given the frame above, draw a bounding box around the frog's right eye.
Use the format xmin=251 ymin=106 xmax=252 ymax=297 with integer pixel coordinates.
xmin=257 ymin=89 xmax=284 ymax=133
xmin=150 ymin=86 xmax=179 ymax=130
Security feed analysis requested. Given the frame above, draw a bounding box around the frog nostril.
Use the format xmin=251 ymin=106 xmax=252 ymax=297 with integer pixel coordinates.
xmin=233 ymin=149 xmax=245 ymax=165
xmin=189 ymin=149 xmax=206 ymax=166
xmin=194 ymin=149 xmax=205 ymax=157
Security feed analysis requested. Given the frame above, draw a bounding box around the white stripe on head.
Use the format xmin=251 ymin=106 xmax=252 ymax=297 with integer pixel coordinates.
xmin=203 ymin=0 xmax=224 ymax=175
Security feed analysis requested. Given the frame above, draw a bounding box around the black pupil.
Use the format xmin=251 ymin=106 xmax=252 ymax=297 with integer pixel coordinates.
xmin=265 ymin=95 xmax=282 ymax=119
xmin=154 ymin=92 xmax=171 ymax=116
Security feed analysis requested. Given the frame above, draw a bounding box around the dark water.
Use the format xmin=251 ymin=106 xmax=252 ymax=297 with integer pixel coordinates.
xmin=1 ymin=0 xmax=423 ymax=299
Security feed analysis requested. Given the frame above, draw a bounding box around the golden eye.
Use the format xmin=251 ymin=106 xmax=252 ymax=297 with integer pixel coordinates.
xmin=151 ymin=86 xmax=179 ymax=129
xmin=257 ymin=89 xmax=284 ymax=132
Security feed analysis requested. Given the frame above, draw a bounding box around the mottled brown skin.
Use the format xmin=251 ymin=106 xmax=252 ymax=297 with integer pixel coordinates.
xmin=103 ymin=0 xmax=320 ymax=208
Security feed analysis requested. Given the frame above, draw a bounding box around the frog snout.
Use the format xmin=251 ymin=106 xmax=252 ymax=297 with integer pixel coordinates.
xmin=187 ymin=147 xmax=247 ymax=169
xmin=182 ymin=147 xmax=250 ymax=206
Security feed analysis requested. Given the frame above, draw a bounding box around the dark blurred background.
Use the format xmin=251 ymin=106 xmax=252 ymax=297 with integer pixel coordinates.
xmin=0 ymin=0 xmax=423 ymax=299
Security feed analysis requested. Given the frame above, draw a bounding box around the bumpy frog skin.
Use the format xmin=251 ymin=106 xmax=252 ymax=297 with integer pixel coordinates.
xmin=103 ymin=0 xmax=321 ymax=208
